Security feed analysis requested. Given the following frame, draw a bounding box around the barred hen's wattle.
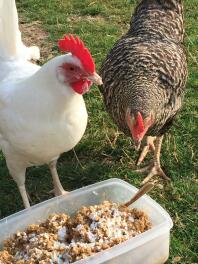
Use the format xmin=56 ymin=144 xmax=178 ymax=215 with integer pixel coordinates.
xmin=100 ymin=0 xmax=188 ymax=184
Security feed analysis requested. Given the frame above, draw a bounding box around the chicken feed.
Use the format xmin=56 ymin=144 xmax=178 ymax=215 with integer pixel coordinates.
xmin=0 ymin=201 xmax=151 ymax=263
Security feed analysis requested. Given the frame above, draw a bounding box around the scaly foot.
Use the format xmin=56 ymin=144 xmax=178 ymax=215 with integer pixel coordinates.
xmin=136 ymin=136 xmax=156 ymax=166
xmin=136 ymin=136 xmax=171 ymax=185
xmin=136 ymin=161 xmax=170 ymax=185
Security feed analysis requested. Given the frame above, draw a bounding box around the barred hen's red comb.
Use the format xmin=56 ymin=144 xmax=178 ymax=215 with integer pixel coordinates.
xmin=58 ymin=35 xmax=95 ymax=74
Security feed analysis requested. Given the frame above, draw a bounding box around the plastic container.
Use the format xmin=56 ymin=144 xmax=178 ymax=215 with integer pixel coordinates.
xmin=0 ymin=178 xmax=173 ymax=264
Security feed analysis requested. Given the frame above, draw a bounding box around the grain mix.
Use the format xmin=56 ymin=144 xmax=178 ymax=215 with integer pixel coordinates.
xmin=0 ymin=201 xmax=151 ymax=263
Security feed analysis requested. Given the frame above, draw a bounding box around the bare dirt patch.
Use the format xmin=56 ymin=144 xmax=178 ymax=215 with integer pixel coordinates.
xmin=67 ymin=15 xmax=105 ymax=24
xmin=19 ymin=19 xmax=54 ymax=63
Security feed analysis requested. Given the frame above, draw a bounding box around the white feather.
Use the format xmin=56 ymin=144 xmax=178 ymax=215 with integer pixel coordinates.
xmin=0 ymin=0 xmax=40 ymax=60
xmin=0 ymin=0 xmax=88 ymax=207
xmin=0 ymin=54 xmax=88 ymax=164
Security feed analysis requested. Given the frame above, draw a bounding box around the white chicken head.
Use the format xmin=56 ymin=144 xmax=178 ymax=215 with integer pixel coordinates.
xmin=56 ymin=35 xmax=102 ymax=95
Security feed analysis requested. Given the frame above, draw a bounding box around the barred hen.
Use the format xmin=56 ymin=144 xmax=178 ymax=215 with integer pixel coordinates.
xmin=100 ymin=0 xmax=188 ymax=184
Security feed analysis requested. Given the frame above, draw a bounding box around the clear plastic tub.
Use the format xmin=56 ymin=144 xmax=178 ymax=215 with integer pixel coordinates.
xmin=0 ymin=178 xmax=173 ymax=264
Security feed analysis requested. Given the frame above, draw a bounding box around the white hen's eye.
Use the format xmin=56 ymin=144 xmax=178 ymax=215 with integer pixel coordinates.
xmin=69 ymin=66 xmax=75 ymax=71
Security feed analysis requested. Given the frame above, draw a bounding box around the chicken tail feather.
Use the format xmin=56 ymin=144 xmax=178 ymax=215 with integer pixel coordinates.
xmin=0 ymin=0 xmax=40 ymax=60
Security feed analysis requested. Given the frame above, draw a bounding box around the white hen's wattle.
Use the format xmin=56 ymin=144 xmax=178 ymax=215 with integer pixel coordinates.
xmin=0 ymin=0 xmax=93 ymax=208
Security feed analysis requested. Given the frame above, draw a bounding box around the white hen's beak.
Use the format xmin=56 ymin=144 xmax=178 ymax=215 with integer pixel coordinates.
xmin=88 ymin=72 xmax=103 ymax=85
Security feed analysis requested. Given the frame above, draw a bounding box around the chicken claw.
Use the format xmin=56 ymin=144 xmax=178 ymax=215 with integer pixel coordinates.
xmin=136 ymin=136 xmax=156 ymax=166
xmin=135 ymin=135 xmax=171 ymax=184
xmin=137 ymin=163 xmax=171 ymax=185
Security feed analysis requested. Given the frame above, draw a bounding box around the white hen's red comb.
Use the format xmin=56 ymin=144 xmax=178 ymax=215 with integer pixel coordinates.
xmin=58 ymin=35 xmax=95 ymax=74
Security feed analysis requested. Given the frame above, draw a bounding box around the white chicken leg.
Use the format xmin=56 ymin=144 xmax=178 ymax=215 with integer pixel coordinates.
xmin=49 ymin=160 xmax=68 ymax=196
xmin=6 ymin=155 xmax=30 ymax=208
xmin=6 ymin=156 xmax=67 ymax=208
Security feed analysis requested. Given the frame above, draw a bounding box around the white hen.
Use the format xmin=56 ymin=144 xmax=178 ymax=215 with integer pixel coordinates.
xmin=0 ymin=0 xmax=102 ymax=208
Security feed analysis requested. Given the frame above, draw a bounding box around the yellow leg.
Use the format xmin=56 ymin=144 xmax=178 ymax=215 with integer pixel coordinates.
xmin=136 ymin=136 xmax=171 ymax=185
xmin=136 ymin=136 xmax=156 ymax=166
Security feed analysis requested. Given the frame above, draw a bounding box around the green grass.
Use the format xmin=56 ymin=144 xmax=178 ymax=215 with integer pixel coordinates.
xmin=0 ymin=0 xmax=198 ymax=263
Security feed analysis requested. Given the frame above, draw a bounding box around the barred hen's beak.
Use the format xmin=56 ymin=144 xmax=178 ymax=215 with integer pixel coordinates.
xmin=88 ymin=72 xmax=103 ymax=85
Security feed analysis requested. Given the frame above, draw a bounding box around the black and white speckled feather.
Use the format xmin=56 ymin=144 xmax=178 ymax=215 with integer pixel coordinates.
xmin=100 ymin=0 xmax=187 ymax=137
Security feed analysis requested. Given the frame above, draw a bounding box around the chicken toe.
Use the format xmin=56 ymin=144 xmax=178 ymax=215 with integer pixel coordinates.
xmin=54 ymin=188 xmax=68 ymax=196
xmin=140 ymin=164 xmax=170 ymax=185
xmin=136 ymin=135 xmax=171 ymax=185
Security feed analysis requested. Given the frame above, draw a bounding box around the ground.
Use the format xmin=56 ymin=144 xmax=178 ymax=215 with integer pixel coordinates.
xmin=0 ymin=0 xmax=197 ymax=263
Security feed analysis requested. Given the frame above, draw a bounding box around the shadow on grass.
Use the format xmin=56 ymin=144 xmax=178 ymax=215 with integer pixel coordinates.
xmin=0 ymin=150 xmax=112 ymax=218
